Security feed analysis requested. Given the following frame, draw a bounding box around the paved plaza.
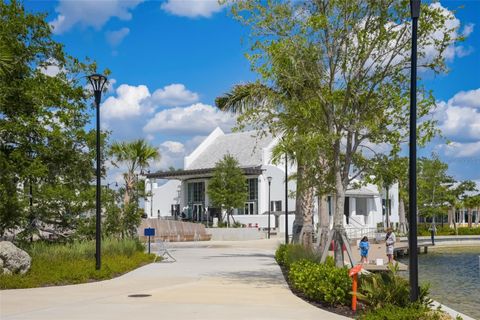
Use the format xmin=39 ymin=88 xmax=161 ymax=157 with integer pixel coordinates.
xmin=0 ymin=239 xmax=349 ymax=320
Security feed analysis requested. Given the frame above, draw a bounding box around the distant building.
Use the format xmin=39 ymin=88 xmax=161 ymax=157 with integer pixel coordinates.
xmin=145 ymin=127 xmax=399 ymax=237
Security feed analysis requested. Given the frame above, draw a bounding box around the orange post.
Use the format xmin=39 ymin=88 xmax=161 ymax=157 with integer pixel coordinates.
xmin=352 ymin=273 xmax=358 ymax=311
xmin=349 ymin=264 xmax=362 ymax=312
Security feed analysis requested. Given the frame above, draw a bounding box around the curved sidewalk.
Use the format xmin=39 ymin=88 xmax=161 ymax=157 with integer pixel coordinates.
xmin=0 ymin=239 xmax=350 ymax=320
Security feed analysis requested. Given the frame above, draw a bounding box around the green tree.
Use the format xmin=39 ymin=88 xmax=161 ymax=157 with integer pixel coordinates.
xmin=0 ymin=1 xmax=103 ymax=239
xmin=417 ymin=155 xmax=453 ymax=226
xmin=207 ymin=154 xmax=248 ymax=226
xmin=445 ymin=180 xmax=476 ymax=229
xmin=224 ymin=0 xmax=461 ymax=266
xmin=109 ymin=139 xmax=159 ymax=237
xmin=462 ymin=193 xmax=480 ymax=228
xmin=109 ymin=139 xmax=160 ymax=207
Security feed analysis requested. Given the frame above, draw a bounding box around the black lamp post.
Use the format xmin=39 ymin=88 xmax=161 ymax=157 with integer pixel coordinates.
xmin=267 ymin=176 xmax=272 ymax=239
xmin=409 ymin=0 xmax=420 ymax=302
xmin=285 ymin=154 xmax=289 ymax=244
xmin=88 ymin=73 xmax=107 ymax=270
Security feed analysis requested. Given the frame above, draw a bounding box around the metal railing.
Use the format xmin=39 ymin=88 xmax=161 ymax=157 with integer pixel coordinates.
xmin=345 ymin=227 xmax=377 ymax=240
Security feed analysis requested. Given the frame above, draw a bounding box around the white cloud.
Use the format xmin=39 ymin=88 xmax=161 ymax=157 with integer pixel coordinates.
xmin=462 ymin=23 xmax=474 ymax=37
xmin=435 ymin=88 xmax=480 ymax=159
xmin=161 ymin=0 xmax=223 ymax=18
xmin=101 ymin=84 xmax=151 ymax=120
xmin=442 ymin=141 xmax=480 ymax=158
xmin=448 ymin=88 xmax=480 ymax=109
xmin=423 ymin=3 xmax=473 ymax=62
xmin=435 ymin=88 xmax=480 ymax=143
xmin=161 ymin=141 xmax=185 ymax=153
xmin=143 ymin=103 xmax=236 ymax=135
xmin=38 ymin=59 xmax=63 ymax=77
xmin=50 ymin=0 xmax=143 ymax=34
xmin=106 ymin=78 xmax=117 ymax=94
xmin=151 ymin=84 xmax=199 ymax=107
xmin=106 ymin=27 xmax=130 ymax=47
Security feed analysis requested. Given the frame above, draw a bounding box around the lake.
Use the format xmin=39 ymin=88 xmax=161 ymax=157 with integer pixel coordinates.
xmin=399 ymin=246 xmax=480 ymax=319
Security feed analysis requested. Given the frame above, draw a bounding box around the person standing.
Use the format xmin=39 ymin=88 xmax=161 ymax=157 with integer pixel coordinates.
xmin=429 ymin=223 xmax=437 ymax=245
xmin=359 ymin=236 xmax=370 ymax=264
xmin=385 ymin=228 xmax=396 ymax=264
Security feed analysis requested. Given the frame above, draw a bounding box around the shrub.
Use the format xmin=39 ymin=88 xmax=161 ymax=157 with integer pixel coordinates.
xmin=275 ymin=244 xmax=288 ymax=266
xmin=288 ymin=259 xmax=352 ymax=306
xmin=283 ymin=244 xmax=320 ymax=269
xmin=417 ymin=224 xmax=480 ymax=236
xmin=357 ymin=263 xmax=431 ymax=309
xmin=359 ymin=304 xmax=452 ymax=320
xmin=0 ymin=238 xmax=154 ymax=289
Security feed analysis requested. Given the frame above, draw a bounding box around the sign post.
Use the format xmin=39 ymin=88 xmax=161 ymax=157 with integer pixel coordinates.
xmin=349 ymin=264 xmax=363 ymax=312
xmin=144 ymin=228 xmax=155 ymax=254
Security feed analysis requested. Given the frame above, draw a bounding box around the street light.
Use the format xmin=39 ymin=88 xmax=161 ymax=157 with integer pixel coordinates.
xmin=88 ymin=73 xmax=107 ymax=270
xmin=285 ymin=154 xmax=289 ymax=244
xmin=409 ymin=0 xmax=420 ymax=302
xmin=267 ymin=176 xmax=272 ymax=239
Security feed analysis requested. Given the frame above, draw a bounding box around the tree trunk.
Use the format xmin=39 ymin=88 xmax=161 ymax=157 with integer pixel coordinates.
xmin=385 ymin=185 xmax=390 ymax=229
xmin=448 ymin=206 xmax=455 ymax=229
xmin=300 ymin=185 xmax=315 ymax=249
xmin=476 ymin=207 xmax=479 ymax=227
xmin=398 ymin=189 xmax=407 ymax=234
xmin=123 ymin=173 xmax=134 ymax=207
xmin=333 ymin=170 xmax=346 ymax=267
xmin=292 ymin=161 xmax=306 ymax=243
xmin=317 ymin=195 xmax=330 ymax=255
xmin=468 ymin=208 xmax=472 ymax=228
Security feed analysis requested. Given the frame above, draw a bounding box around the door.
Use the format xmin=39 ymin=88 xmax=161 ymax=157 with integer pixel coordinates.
xmin=193 ymin=204 xmax=203 ymax=221
xmin=244 ymin=202 xmax=256 ymax=215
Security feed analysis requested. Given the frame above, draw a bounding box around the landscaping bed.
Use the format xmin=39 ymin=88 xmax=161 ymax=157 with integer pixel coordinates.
xmin=0 ymin=238 xmax=155 ymax=289
xmin=275 ymin=244 xmax=460 ymax=320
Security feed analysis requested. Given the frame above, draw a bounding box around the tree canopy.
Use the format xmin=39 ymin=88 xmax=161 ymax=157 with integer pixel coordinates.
xmin=0 ymin=0 xmax=105 ymax=240
xmin=221 ymin=0 xmax=463 ymax=264
xmin=207 ymin=154 xmax=248 ymax=225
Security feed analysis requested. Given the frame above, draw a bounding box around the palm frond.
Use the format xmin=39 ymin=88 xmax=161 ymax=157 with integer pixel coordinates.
xmin=215 ymin=82 xmax=278 ymax=114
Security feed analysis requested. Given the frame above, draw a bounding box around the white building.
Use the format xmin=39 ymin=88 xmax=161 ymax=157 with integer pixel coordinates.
xmin=145 ymin=127 xmax=399 ymax=237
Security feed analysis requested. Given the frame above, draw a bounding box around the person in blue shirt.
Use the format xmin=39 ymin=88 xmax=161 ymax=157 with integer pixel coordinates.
xmin=359 ymin=236 xmax=370 ymax=264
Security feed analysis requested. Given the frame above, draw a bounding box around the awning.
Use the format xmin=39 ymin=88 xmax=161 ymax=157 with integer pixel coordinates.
xmin=146 ymin=166 xmax=264 ymax=180
xmin=346 ymin=187 xmax=380 ymax=198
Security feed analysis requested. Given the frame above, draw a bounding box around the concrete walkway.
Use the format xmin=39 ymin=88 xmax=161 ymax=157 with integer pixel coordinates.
xmin=0 ymin=239 xmax=350 ymax=320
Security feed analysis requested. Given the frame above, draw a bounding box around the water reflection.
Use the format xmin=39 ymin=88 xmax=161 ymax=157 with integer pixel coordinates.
xmin=399 ymin=246 xmax=480 ymax=319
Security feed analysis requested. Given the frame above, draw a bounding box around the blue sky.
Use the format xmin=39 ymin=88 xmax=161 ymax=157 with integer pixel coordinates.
xmin=25 ymin=0 xmax=480 ymax=185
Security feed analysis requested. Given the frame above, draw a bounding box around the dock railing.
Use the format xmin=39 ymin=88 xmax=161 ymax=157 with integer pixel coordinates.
xmin=345 ymin=227 xmax=377 ymax=240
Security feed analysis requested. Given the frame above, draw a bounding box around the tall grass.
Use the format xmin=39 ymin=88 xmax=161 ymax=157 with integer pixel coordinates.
xmin=0 ymin=238 xmax=153 ymax=289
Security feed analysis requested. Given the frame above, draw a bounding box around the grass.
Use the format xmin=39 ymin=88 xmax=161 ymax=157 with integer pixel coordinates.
xmin=0 ymin=238 xmax=155 ymax=289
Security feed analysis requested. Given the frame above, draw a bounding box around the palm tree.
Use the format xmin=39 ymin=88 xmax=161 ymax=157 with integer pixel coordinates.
xmin=0 ymin=39 xmax=13 ymax=76
xmin=216 ymin=83 xmax=325 ymax=247
xmin=109 ymin=139 xmax=160 ymax=207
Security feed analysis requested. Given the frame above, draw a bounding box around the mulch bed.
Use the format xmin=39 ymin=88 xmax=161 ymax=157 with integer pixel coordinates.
xmin=279 ymin=265 xmax=364 ymax=319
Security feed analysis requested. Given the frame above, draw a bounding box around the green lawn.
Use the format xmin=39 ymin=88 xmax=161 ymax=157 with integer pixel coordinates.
xmin=0 ymin=238 xmax=155 ymax=289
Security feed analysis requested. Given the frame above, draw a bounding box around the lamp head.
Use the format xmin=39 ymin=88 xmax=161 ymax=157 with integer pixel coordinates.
xmin=88 ymin=74 xmax=107 ymax=105
xmin=267 ymin=176 xmax=272 ymax=183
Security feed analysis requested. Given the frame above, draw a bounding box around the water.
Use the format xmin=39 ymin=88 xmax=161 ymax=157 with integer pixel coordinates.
xmin=399 ymin=246 xmax=480 ymax=319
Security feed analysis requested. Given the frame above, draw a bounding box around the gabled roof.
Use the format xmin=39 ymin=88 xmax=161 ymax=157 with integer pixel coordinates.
xmin=186 ymin=130 xmax=274 ymax=170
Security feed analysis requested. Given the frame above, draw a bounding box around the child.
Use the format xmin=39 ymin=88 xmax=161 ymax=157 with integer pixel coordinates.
xmin=359 ymin=236 xmax=370 ymax=264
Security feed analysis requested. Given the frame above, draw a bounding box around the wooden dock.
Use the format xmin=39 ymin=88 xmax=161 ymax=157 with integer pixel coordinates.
xmin=361 ymin=262 xmax=408 ymax=272
xmin=394 ymin=242 xmax=434 ymax=258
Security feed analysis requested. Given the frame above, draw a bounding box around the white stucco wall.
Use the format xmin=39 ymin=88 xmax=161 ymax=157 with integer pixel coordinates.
xmin=145 ymin=179 xmax=181 ymax=218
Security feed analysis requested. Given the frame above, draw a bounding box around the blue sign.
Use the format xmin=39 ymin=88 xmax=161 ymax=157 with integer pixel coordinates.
xmin=144 ymin=228 xmax=155 ymax=236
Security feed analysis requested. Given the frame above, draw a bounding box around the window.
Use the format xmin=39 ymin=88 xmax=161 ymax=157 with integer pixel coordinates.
xmin=382 ymin=199 xmax=392 ymax=215
xmin=270 ymin=201 xmax=282 ymax=212
xmin=187 ymin=182 xmax=205 ymax=203
xmin=247 ymin=178 xmax=258 ymax=201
